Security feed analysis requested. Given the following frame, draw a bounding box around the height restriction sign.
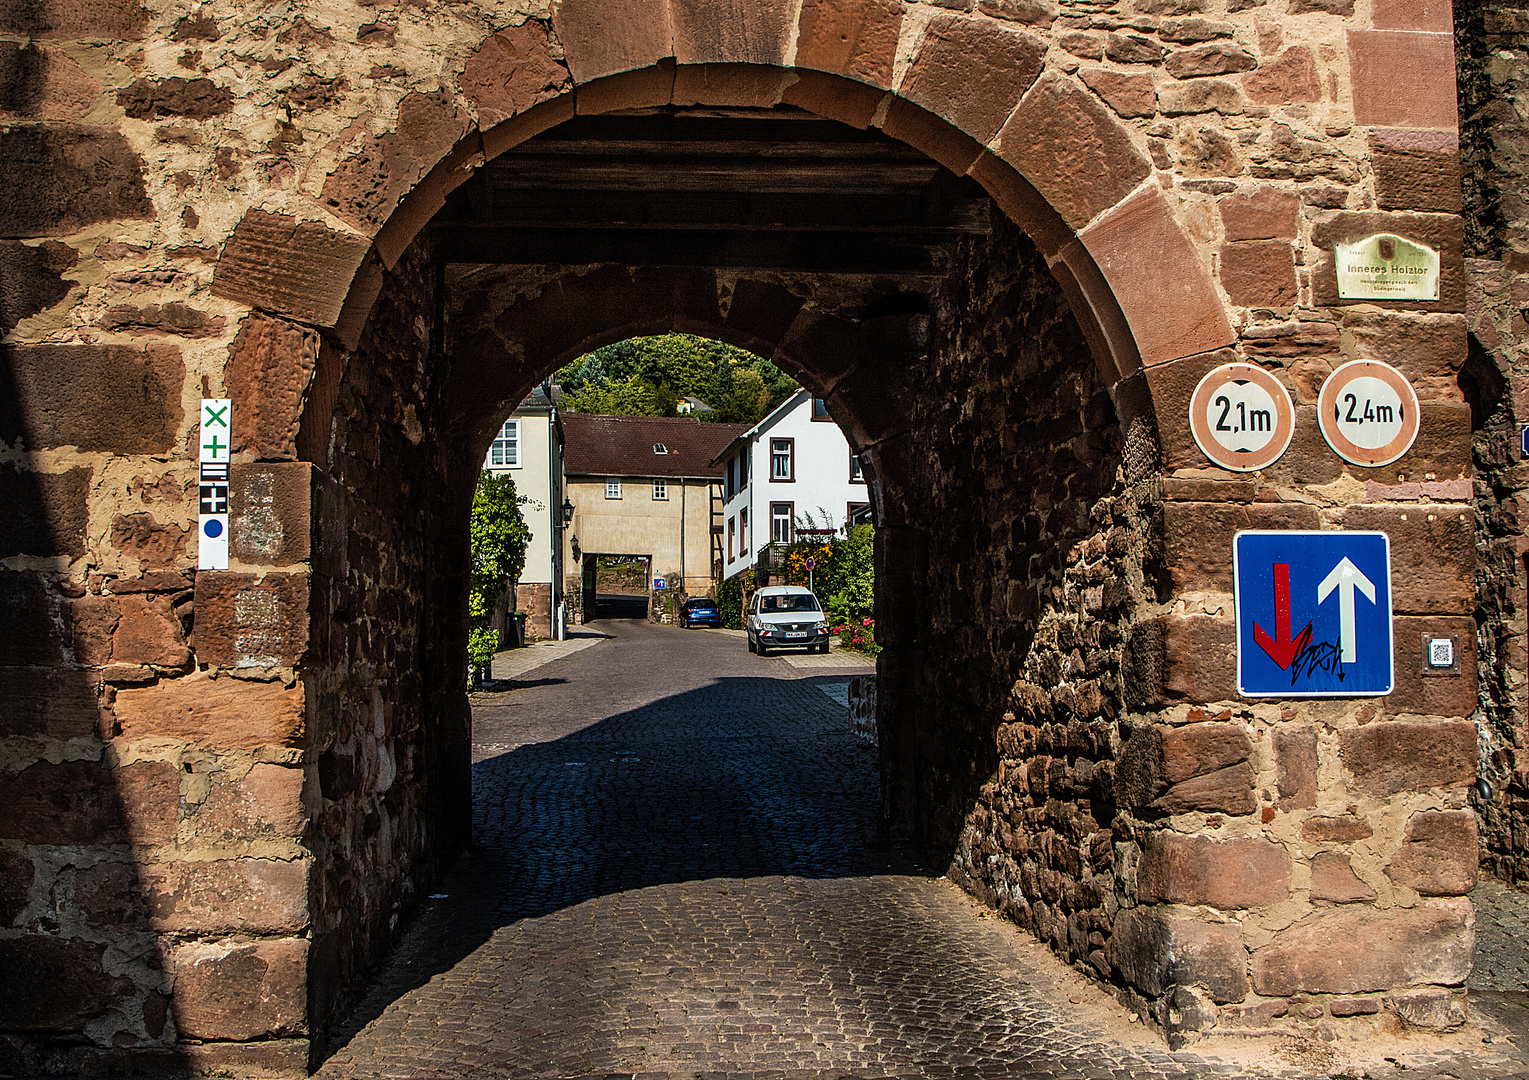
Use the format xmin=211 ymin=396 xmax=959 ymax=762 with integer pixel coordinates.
xmin=1188 ymin=363 xmax=1295 ymax=472
xmin=1317 ymin=360 xmax=1420 ymax=468
xmin=1233 ymin=530 xmax=1393 ymax=698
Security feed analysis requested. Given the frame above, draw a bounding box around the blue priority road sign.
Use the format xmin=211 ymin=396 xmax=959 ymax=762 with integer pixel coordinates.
xmin=1233 ymin=531 xmax=1393 ymax=698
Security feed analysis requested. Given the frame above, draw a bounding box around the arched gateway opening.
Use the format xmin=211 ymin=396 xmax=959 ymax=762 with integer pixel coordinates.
xmin=0 ymin=2 xmax=1479 ymax=1073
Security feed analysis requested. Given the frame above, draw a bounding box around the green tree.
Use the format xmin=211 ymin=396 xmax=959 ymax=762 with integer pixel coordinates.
xmin=832 ymin=522 xmax=875 ymax=619
xmin=467 ymin=472 xmax=534 ymax=682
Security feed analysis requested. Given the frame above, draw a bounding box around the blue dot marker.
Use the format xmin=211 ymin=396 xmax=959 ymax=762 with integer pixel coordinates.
xmin=203 ymin=519 xmax=224 ymax=539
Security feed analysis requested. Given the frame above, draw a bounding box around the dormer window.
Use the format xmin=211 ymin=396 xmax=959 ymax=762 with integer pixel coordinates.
xmin=653 ymin=443 xmax=668 ymax=455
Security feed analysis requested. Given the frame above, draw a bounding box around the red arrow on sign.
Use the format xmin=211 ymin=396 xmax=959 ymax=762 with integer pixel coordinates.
xmin=1253 ymin=563 xmax=1313 ymax=670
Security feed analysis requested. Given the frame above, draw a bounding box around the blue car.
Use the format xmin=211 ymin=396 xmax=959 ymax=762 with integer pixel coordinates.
xmin=678 ymin=597 xmax=722 ymax=628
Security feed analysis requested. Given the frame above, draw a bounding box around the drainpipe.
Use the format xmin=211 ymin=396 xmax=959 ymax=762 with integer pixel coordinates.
xmin=679 ymin=478 xmax=686 ymax=594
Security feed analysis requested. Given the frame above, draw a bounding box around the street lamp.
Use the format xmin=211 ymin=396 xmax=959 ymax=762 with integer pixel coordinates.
xmin=561 ymin=498 xmax=575 ymax=525
xmin=571 ymin=535 xmax=581 ymax=561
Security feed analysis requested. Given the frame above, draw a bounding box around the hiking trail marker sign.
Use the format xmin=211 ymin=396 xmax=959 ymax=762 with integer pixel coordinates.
xmin=198 ymin=398 xmax=231 ymax=570
xmin=1234 ymin=530 xmax=1393 ymax=698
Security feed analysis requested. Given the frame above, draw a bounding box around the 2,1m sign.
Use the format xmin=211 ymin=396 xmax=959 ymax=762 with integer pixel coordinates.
xmin=1233 ymin=531 xmax=1393 ymax=698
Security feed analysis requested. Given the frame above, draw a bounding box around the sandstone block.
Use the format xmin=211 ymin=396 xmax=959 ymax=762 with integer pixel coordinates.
xmin=1162 ymin=502 xmax=1322 ymax=593
xmin=1158 ymin=79 xmax=1243 ymax=117
xmin=1388 ymin=986 xmax=1467 ymax=1029
xmin=1275 ymin=726 xmax=1317 ymax=809
xmin=1347 ymin=31 xmax=1458 ymax=130
xmin=977 ymin=0 xmax=1058 ymax=25
xmin=1155 ymin=761 xmax=1256 ymax=815
xmin=0 ymin=848 xmax=33 ymax=924
xmin=0 ymin=124 xmax=151 ymax=237
xmin=0 ymin=936 xmax=133 ymax=1030
xmin=212 ymin=211 xmax=372 ymax=329
xmin=1220 ymin=187 xmax=1299 ymax=241
xmin=1386 ymin=811 xmax=1478 ymax=896
xmin=1162 ymin=722 xmax=1251 ymax=783
xmin=197 ymin=763 xmax=309 ymax=841
xmin=109 ymin=512 xmax=189 ymax=574
xmin=1371 ymin=130 xmax=1462 ymax=213
xmin=459 ymin=22 xmax=571 ymax=128
xmin=0 ymin=760 xmax=177 ymax=846
xmin=1077 ymin=69 xmax=1156 ymax=119
xmin=0 ymin=1 xmax=148 ymax=38
xmin=1138 ymin=833 xmax=1292 ymax=909
xmin=193 ymin=572 xmax=310 ymax=670
xmin=1251 ymin=899 xmax=1474 ymax=995
xmin=1 ymin=344 xmax=183 ymax=454
xmin=1340 ymin=721 xmax=1476 ymax=797
xmin=997 ymin=72 xmax=1152 ymax=232
xmin=671 ymin=0 xmax=794 ymax=67
xmin=114 ymin=671 xmax=304 ymax=749
xmin=1165 ymin=43 xmax=1256 ymax=79
xmin=1123 ymin=613 xmax=1236 ymax=707
xmin=1242 ymin=48 xmax=1319 ymax=105
xmin=73 ymin=861 xmax=148 ymax=927
xmin=97 ymin=302 xmax=224 ymax=338
xmin=1386 ymin=616 xmax=1477 ymax=718
xmin=0 ymin=571 xmax=68 ymax=665
xmin=0 ymin=238 xmax=77 ymax=331
xmin=1112 ymin=907 xmax=1248 ymax=1002
xmin=1310 ymin=851 xmax=1376 ymax=903
xmin=1077 ymin=185 xmax=1234 ymax=366
xmin=112 ymin=594 xmax=189 ymax=668
xmin=1330 ymin=995 xmax=1382 ymax=1016
xmin=900 ymin=14 xmax=1045 ymax=145
xmin=1301 ymin=814 xmax=1373 ymax=842
xmin=138 ymin=858 xmax=309 ymax=934
xmin=1312 ymin=212 xmax=1465 ymax=312
xmin=796 ymin=0 xmax=903 ymax=88
xmin=1338 ymin=507 xmax=1472 ymax=615
xmin=229 ymin=463 xmax=316 ymax=566
xmin=1372 ymin=0 xmax=1452 ymax=32
xmin=1105 ymin=33 xmax=1165 ymax=65
xmin=172 ymin=939 xmax=308 ymax=1041
xmin=226 ymin=313 xmax=320 ymax=461
xmin=1219 ymin=241 xmax=1296 ymax=307
xmin=550 ymin=0 xmax=674 ymax=85
xmin=780 ymin=68 xmax=886 ymax=129
xmin=0 ymin=464 xmax=90 ymax=558
xmin=115 ymin=76 xmax=231 ymax=120
xmin=1341 ymin=311 xmax=1465 ymax=383
xmin=0 ymin=666 xmax=104 ymax=739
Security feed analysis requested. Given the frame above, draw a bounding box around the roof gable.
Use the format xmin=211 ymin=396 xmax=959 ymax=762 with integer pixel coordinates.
xmin=562 ymin=413 xmax=747 ymax=479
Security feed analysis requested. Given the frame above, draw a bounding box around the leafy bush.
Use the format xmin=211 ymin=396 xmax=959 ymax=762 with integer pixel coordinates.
xmin=832 ymin=615 xmax=881 ymax=659
xmin=716 ymin=569 xmax=753 ymax=629
xmin=467 ymin=472 xmax=533 ymax=683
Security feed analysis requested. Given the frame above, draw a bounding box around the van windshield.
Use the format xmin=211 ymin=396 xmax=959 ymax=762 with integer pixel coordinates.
xmin=760 ymin=594 xmax=821 ymax=613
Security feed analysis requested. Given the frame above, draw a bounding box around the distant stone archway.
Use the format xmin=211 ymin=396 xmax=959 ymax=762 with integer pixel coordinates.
xmin=0 ymin=0 xmax=1479 ymax=1072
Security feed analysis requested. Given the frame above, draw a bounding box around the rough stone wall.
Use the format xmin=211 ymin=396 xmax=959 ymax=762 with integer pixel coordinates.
xmin=905 ymin=215 xmax=1152 ymax=993
xmin=1458 ymin=1 xmax=1529 ymax=886
xmin=302 ymin=240 xmax=468 ymax=1050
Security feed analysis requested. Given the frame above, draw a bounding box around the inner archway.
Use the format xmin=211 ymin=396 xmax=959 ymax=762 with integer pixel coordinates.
xmin=297 ymin=102 xmax=1139 ymax=1057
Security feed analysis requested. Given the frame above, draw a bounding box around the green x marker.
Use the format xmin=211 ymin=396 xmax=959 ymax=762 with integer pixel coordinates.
xmin=203 ymin=404 xmax=229 ymax=427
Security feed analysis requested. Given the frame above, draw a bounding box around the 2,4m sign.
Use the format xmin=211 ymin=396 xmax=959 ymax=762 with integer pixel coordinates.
xmin=1233 ymin=531 xmax=1393 ymax=698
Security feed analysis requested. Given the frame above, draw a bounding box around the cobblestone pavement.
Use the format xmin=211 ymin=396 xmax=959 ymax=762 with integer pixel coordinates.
xmin=318 ymin=619 xmax=1529 ymax=1080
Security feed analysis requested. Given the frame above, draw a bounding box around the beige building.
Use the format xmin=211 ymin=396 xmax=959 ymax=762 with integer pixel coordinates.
xmin=483 ymin=384 xmax=566 ymax=639
xmin=562 ymin=414 xmax=746 ymax=610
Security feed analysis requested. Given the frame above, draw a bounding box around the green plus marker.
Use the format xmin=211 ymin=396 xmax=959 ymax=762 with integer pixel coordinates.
xmin=203 ymin=434 xmax=226 ymax=457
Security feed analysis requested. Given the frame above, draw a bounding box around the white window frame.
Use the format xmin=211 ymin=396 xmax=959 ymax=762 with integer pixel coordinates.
xmin=605 ymin=479 xmax=622 ymax=499
xmin=771 ymin=502 xmax=793 ymax=544
xmin=488 ymin=418 xmax=520 ymax=468
xmin=653 ymin=479 xmax=668 ymax=501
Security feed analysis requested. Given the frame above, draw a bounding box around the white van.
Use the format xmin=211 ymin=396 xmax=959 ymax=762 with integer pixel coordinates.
xmin=746 ymin=585 xmax=830 ymax=656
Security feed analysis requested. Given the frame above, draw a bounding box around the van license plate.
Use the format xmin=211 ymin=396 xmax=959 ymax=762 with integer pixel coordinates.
xmin=785 ymin=632 xmax=806 ymax=639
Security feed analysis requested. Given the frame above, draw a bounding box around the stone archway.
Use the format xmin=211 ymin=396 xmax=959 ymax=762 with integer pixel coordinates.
xmin=0 ymin=0 xmax=1477 ymax=1071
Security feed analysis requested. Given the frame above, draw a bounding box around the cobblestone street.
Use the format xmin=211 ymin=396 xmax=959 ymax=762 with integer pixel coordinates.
xmin=316 ymin=619 xmax=1529 ymax=1080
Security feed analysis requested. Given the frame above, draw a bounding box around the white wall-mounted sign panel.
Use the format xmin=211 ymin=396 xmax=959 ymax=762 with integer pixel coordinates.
xmin=198 ymin=398 xmax=231 ymax=570
xmin=1335 ymin=233 xmax=1439 ymax=301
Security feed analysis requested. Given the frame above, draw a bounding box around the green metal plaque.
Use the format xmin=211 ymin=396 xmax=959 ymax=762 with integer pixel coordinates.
xmin=1334 ymin=233 xmax=1439 ymax=301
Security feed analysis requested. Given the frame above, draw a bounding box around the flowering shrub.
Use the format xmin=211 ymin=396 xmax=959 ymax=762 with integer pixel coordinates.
xmin=832 ymin=615 xmax=881 ymax=659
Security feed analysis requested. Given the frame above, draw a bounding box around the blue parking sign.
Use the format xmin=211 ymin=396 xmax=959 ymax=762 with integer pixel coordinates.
xmin=1233 ymin=531 xmax=1393 ymax=698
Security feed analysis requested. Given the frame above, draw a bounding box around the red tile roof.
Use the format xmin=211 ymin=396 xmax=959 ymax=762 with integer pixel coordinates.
xmin=562 ymin=413 xmax=748 ymax=479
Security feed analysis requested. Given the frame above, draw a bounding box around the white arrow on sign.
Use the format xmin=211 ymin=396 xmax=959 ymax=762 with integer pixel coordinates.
xmin=1317 ymin=557 xmax=1377 ymax=664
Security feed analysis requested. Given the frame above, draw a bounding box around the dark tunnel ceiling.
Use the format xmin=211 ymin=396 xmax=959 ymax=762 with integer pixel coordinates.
xmin=427 ymin=106 xmax=994 ymax=274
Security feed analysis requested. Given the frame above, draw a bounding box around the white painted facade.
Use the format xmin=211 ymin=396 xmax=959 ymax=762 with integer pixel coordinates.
xmin=715 ymin=389 xmax=870 ymax=582
xmin=483 ymin=387 xmax=565 ymax=637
